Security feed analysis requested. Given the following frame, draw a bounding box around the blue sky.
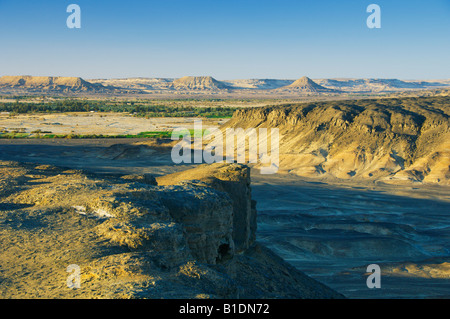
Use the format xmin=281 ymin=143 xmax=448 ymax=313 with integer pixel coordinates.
xmin=0 ymin=0 xmax=449 ymax=80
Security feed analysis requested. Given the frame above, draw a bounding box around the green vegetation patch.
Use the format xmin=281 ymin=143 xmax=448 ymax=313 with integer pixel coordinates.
xmin=0 ymin=99 xmax=239 ymax=118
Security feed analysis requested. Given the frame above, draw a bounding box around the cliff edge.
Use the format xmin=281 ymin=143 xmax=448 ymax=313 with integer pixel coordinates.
xmin=0 ymin=161 xmax=343 ymax=299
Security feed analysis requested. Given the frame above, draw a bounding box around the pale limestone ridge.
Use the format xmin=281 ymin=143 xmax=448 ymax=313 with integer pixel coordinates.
xmin=171 ymin=76 xmax=230 ymax=91
xmin=277 ymin=76 xmax=337 ymax=93
xmin=2 ymin=75 xmax=450 ymax=96
xmin=0 ymin=75 xmax=109 ymax=92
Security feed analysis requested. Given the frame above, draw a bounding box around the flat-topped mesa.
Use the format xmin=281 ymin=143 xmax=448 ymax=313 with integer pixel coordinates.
xmin=171 ymin=76 xmax=230 ymax=91
xmin=0 ymin=75 xmax=107 ymax=92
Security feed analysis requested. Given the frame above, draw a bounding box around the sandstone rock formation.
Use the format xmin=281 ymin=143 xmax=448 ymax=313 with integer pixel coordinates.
xmin=157 ymin=163 xmax=257 ymax=253
xmin=90 ymin=77 xmax=450 ymax=94
xmin=171 ymin=76 xmax=230 ymax=91
xmin=0 ymin=160 xmax=343 ymax=299
xmin=221 ymin=96 xmax=450 ymax=185
xmin=276 ymin=76 xmax=337 ymax=93
xmin=1 ymin=75 xmax=449 ymax=97
xmin=0 ymin=75 xmax=110 ymax=93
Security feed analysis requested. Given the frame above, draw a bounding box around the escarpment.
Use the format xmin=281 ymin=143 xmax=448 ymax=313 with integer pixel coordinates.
xmin=222 ymin=96 xmax=450 ymax=185
xmin=0 ymin=160 xmax=342 ymax=299
xmin=156 ymin=163 xmax=257 ymax=253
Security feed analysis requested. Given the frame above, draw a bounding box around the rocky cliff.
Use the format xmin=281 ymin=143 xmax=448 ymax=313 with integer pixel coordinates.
xmin=156 ymin=163 xmax=257 ymax=253
xmin=0 ymin=161 xmax=342 ymax=299
xmin=222 ymin=96 xmax=450 ymax=185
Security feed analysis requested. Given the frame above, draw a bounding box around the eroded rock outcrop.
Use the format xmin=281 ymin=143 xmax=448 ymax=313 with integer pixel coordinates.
xmin=171 ymin=76 xmax=230 ymax=91
xmin=0 ymin=160 xmax=343 ymax=299
xmin=222 ymin=96 xmax=450 ymax=185
xmin=157 ymin=180 xmax=235 ymax=264
xmin=276 ymin=76 xmax=337 ymax=93
xmin=157 ymin=163 xmax=256 ymax=252
xmin=0 ymin=75 xmax=110 ymax=93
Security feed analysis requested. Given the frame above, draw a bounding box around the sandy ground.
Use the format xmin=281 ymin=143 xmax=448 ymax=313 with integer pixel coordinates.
xmin=0 ymin=113 xmax=227 ymax=136
xmin=251 ymin=172 xmax=450 ymax=299
xmin=0 ymin=137 xmax=449 ymax=298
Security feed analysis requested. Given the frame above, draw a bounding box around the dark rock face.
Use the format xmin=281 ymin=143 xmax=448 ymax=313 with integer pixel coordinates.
xmin=157 ymin=181 xmax=235 ymax=264
xmin=156 ymin=163 xmax=257 ymax=252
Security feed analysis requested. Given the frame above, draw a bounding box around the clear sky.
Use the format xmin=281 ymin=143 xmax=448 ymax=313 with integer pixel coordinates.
xmin=0 ymin=0 xmax=449 ymax=80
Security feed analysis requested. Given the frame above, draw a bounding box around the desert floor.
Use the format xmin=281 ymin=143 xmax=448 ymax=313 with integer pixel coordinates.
xmin=0 ymin=137 xmax=449 ymax=298
xmin=0 ymin=113 xmax=227 ymax=136
xmin=0 ymin=114 xmax=449 ymax=298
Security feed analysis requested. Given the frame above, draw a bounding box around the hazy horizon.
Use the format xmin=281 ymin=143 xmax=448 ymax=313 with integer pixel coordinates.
xmin=1 ymin=75 xmax=450 ymax=82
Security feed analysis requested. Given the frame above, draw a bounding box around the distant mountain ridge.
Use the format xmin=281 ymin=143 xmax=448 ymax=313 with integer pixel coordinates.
xmin=0 ymin=75 xmax=449 ymax=95
xmin=314 ymin=78 xmax=450 ymax=93
xmin=0 ymin=75 xmax=110 ymax=92
xmin=222 ymin=79 xmax=294 ymax=90
xmin=91 ymin=76 xmax=449 ymax=93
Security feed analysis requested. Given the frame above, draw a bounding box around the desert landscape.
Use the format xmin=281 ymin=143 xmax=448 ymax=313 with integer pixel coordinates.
xmin=2 ymin=0 xmax=450 ymax=309
xmin=0 ymin=79 xmax=449 ymax=298
xmin=1 ymin=75 xmax=450 ymax=98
